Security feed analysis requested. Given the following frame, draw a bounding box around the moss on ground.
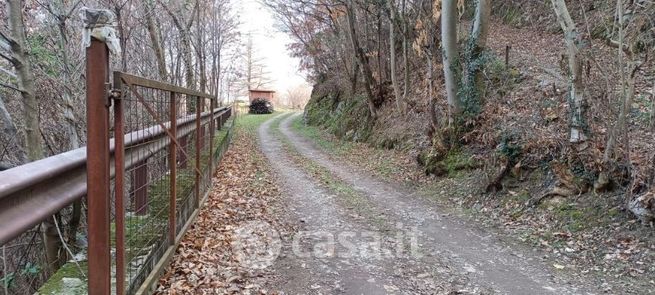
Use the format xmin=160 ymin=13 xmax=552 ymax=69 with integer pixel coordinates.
xmin=304 ymin=93 xmax=373 ymax=142
xmin=37 ymin=262 xmax=87 ymax=295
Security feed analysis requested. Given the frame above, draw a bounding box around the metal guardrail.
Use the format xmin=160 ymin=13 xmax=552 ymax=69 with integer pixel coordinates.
xmin=0 ymin=107 xmax=230 ymax=246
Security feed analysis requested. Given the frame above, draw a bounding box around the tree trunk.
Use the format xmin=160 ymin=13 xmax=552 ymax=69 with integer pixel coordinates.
xmin=346 ymin=0 xmax=377 ymax=119
xmin=551 ymin=0 xmax=588 ymax=143
xmin=8 ymin=0 xmax=61 ymax=273
xmin=471 ymin=0 xmax=491 ymax=48
xmin=401 ymin=0 xmax=410 ymax=112
xmin=441 ymin=0 xmax=460 ymax=126
xmin=55 ymin=13 xmax=82 ymax=251
xmin=469 ymin=0 xmax=491 ymax=102
xmin=56 ymin=21 xmax=80 ymax=152
xmin=197 ymin=2 xmax=207 ymax=92
xmin=350 ymin=54 xmax=359 ymax=95
xmin=161 ymin=1 xmax=195 ymax=89
xmin=388 ymin=0 xmax=403 ymax=114
xmin=8 ymin=0 xmax=43 ymax=162
xmin=145 ymin=2 xmax=168 ymax=81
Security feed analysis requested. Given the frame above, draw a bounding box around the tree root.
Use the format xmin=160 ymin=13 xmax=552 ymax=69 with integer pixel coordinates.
xmin=528 ymin=186 xmax=577 ymax=207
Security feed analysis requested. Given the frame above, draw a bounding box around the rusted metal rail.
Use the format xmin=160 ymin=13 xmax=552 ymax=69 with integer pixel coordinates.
xmin=0 ymin=103 xmax=231 ymax=246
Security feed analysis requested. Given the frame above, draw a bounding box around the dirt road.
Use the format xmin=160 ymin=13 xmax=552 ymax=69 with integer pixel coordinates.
xmin=250 ymin=113 xmax=603 ymax=294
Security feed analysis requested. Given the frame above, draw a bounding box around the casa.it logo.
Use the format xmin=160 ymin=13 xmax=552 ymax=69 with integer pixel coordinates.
xmin=231 ymin=221 xmax=282 ymax=270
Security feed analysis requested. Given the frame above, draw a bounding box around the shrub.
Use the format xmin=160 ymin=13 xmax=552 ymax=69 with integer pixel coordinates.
xmin=249 ymin=98 xmax=274 ymax=114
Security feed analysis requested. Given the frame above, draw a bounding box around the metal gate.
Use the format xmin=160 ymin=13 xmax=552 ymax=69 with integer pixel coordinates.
xmin=86 ymin=38 xmax=233 ymax=295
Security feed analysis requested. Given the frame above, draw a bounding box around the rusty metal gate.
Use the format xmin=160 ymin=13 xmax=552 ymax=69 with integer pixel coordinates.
xmin=0 ymin=38 xmax=234 ymax=295
xmin=86 ymin=39 xmax=233 ymax=295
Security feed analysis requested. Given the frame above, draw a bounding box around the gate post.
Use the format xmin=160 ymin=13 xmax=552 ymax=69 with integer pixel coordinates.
xmin=86 ymin=38 xmax=111 ymax=295
xmin=195 ymin=96 xmax=201 ymax=208
xmin=113 ymin=75 xmax=126 ymax=295
xmin=169 ymin=92 xmax=177 ymax=244
xmin=209 ymin=98 xmax=215 ymax=171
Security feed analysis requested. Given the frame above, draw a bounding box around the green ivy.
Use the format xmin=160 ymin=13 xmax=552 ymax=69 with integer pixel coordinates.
xmin=27 ymin=34 xmax=58 ymax=77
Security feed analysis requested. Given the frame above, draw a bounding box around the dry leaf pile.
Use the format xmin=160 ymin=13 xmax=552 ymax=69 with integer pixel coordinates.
xmin=155 ymin=124 xmax=286 ymax=295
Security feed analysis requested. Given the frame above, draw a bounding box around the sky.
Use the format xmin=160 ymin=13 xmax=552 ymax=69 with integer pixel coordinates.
xmin=238 ymin=0 xmax=309 ymax=95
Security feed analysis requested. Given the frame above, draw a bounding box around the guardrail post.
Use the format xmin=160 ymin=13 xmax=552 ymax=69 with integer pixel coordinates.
xmin=169 ymin=92 xmax=177 ymax=244
xmin=217 ymin=110 xmax=223 ymax=131
xmin=179 ymin=135 xmax=188 ymax=169
xmin=199 ymin=99 xmax=205 ymax=145
xmin=86 ymin=38 xmax=111 ymax=295
xmin=195 ymin=96 xmax=201 ymax=208
xmin=132 ymin=161 xmax=148 ymax=215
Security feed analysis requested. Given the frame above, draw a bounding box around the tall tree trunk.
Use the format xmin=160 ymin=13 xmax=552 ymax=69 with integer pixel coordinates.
xmin=388 ymin=0 xmax=404 ymax=114
xmin=401 ymin=0 xmax=410 ymax=112
xmin=468 ymin=0 xmax=491 ymax=104
xmin=114 ymin=6 xmax=128 ymax=72
xmin=145 ymin=2 xmax=168 ymax=81
xmin=551 ymin=0 xmax=588 ymax=143
xmin=8 ymin=0 xmax=43 ymax=161
xmin=55 ymin=11 xmax=82 ymax=250
xmin=55 ymin=22 xmax=80 ymax=152
xmin=441 ymin=0 xmax=460 ymax=126
xmin=346 ymin=0 xmax=377 ymax=119
xmin=471 ymin=0 xmax=491 ymax=47
xmin=246 ymin=34 xmax=253 ymax=90
xmin=8 ymin=0 xmax=61 ymax=273
xmin=350 ymin=53 xmax=359 ymax=95
xmin=161 ymin=1 xmax=195 ymax=89
xmin=197 ymin=2 xmax=207 ymax=92
xmin=599 ymin=0 xmax=638 ymax=193
xmin=161 ymin=1 xmax=196 ymax=115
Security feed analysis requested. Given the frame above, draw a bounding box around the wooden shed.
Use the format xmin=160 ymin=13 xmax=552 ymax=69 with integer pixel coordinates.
xmin=249 ymin=89 xmax=276 ymax=103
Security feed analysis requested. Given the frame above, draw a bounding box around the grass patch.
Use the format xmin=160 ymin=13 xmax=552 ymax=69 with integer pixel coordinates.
xmin=292 ymin=115 xmax=405 ymax=181
xmin=290 ymin=115 xmax=354 ymax=156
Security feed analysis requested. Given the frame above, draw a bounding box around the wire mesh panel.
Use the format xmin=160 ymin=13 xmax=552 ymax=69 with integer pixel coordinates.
xmin=117 ymin=85 xmax=173 ymax=295
xmin=111 ymin=72 xmax=232 ymax=295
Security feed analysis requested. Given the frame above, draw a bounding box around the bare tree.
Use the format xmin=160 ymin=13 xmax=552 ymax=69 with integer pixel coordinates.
xmin=244 ymin=34 xmax=273 ymax=91
xmin=467 ymin=0 xmax=490 ymax=103
xmin=346 ymin=0 xmax=377 ymax=119
xmin=441 ymin=0 xmax=459 ymax=126
xmin=551 ymin=0 xmax=588 ymax=143
xmin=144 ymin=0 xmax=168 ymax=81
xmin=4 ymin=0 xmax=44 ymax=161
xmin=285 ymin=84 xmax=312 ymax=109
xmin=387 ymin=0 xmax=405 ymax=114
xmin=160 ymin=0 xmax=197 ymax=89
